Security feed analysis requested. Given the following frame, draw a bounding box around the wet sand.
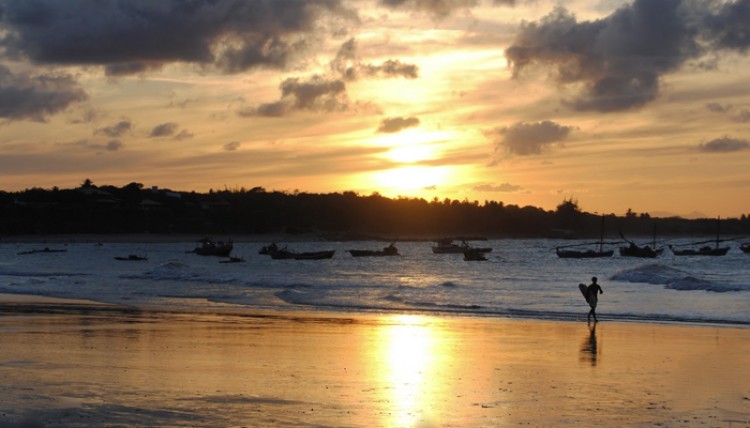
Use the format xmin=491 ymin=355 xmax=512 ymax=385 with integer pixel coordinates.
xmin=1 ymin=296 xmax=749 ymax=427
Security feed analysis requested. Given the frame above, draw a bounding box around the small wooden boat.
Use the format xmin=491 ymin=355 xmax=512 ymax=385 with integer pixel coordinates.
xmin=556 ymin=215 xmax=613 ymax=258
xmin=670 ymin=217 xmax=730 ymax=256
xmin=292 ymin=250 xmax=335 ymax=260
xmin=219 ymin=256 xmax=245 ymax=263
xmin=618 ymin=243 xmax=662 ymax=258
xmin=269 ymin=248 xmax=335 ymax=260
xmin=114 ymin=254 xmax=147 ymax=261
xmin=432 ymin=239 xmax=491 ymax=254
xmin=741 ymin=243 xmax=750 ymax=254
xmin=17 ymin=247 xmax=67 ymax=255
xmin=463 ymin=248 xmax=487 ymax=261
xmin=191 ymin=238 xmax=233 ymax=257
xmin=670 ymin=245 xmax=730 ymax=256
xmin=349 ymin=243 xmax=399 ymax=257
xmin=556 ymin=248 xmax=614 ymax=258
xmin=258 ymin=243 xmax=278 ymax=255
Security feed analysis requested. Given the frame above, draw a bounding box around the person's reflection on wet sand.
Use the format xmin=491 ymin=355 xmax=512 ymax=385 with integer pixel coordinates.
xmin=579 ymin=323 xmax=599 ymax=366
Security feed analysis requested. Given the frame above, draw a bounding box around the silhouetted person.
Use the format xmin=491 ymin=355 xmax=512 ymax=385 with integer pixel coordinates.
xmin=585 ymin=276 xmax=603 ymax=324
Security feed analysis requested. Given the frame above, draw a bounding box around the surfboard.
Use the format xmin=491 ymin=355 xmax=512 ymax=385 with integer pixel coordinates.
xmin=579 ymin=283 xmax=588 ymax=300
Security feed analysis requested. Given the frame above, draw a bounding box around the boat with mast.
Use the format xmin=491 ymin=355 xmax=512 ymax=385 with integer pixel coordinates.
xmin=669 ymin=217 xmax=730 ymax=256
xmin=556 ymin=215 xmax=614 ymax=258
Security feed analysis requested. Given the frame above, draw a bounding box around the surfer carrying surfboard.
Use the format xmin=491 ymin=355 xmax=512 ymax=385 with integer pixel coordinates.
xmin=579 ymin=276 xmax=603 ymax=324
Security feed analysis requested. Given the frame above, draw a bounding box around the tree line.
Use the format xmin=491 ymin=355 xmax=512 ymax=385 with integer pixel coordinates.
xmin=1 ymin=181 xmax=749 ymax=240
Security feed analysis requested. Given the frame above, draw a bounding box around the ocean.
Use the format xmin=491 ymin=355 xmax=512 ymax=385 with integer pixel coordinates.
xmin=1 ymin=239 xmax=749 ymax=326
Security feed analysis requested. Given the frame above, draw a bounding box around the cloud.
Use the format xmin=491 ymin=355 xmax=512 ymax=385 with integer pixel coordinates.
xmin=0 ymin=65 xmax=87 ymax=121
xmin=331 ymin=38 xmax=419 ymax=81
xmin=379 ymin=0 xmax=504 ymax=18
xmin=505 ymin=0 xmax=750 ymax=112
xmin=174 ymin=129 xmax=194 ymax=140
xmin=94 ymin=120 xmax=132 ymax=138
xmin=489 ymin=120 xmax=573 ymax=155
xmin=149 ymin=122 xmax=179 ymax=138
xmin=704 ymin=102 xmax=750 ymax=122
xmin=0 ymin=0 xmax=353 ymax=75
xmin=473 ymin=182 xmax=522 ymax=192
xmin=698 ymin=136 xmax=750 ymax=153
xmin=249 ymin=75 xmax=348 ymax=117
xmin=377 ymin=116 xmax=420 ymax=133
xmin=223 ymin=141 xmax=241 ymax=151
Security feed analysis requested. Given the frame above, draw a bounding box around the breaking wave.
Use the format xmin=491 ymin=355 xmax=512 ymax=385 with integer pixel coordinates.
xmin=611 ymin=263 xmax=742 ymax=293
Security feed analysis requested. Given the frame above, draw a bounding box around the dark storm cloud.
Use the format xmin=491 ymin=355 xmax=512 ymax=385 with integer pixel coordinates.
xmin=489 ymin=120 xmax=573 ymax=155
xmin=377 ymin=116 xmax=420 ymax=133
xmin=149 ymin=122 xmax=179 ymax=138
xmin=698 ymin=136 xmax=750 ymax=153
xmin=0 ymin=0 xmax=351 ymax=75
xmin=0 ymin=65 xmax=87 ymax=121
xmin=505 ymin=0 xmax=750 ymax=112
xmin=94 ymin=120 xmax=132 ymax=138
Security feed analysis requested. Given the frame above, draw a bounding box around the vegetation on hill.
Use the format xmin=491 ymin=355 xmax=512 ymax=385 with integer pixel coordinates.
xmin=1 ymin=181 xmax=749 ymax=239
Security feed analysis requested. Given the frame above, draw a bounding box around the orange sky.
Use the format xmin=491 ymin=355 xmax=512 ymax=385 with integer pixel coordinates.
xmin=1 ymin=0 xmax=749 ymax=218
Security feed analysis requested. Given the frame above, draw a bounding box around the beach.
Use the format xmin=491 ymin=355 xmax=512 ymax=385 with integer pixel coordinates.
xmin=1 ymin=295 xmax=748 ymax=428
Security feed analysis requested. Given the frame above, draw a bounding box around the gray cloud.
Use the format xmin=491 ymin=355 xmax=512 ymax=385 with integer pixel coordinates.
xmin=490 ymin=120 xmax=573 ymax=155
xmin=249 ymin=76 xmax=348 ymax=117
xmin=505 ymin=0 xmax=750 ymax=112
xmin=698 ymin=136 xmax=750 ymax=153
xmin=149 ymin=122 xmax=179 ymax=138
xmin=379 ymin=0 xmax=516 ymax=18
xmin=331 ymin=38 xmax=419 ymax=81
xmin=377 ymin=116 xmax=420 ymax=133
xmin=223 ymin=141 xmax=241 ymax=151
xmin=0 ymin=0 xmax=352 ymax=75
xmin=473 ymin=182 xmax=522 ymax=192
xmin=0 ymin=65 xmax=87 ymax=121
xmin=94 ymin=120 xmax=132 ymax=138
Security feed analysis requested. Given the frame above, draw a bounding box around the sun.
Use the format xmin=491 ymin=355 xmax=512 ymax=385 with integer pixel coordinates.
xmin=374 ymin=129 xmax=454 ymax=164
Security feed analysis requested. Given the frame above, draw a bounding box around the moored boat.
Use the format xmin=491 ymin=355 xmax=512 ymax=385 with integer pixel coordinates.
xmin=17 ymin=247 xmax=67 ymax=255
xmin=432 ymin=239 xmax=491 ymax=254
xmin=114 ymin=254 xmax=147 ymax=261
xmin=269 ymin=247 xmax=335 ymax=260
xmin=191 ymin=238 xmax=233 ymax=257
xmin=670 ymin=245 xmax=730 ymax=256
xmin=556 ymin=248 xmax=614 ymax=258
xmin=463 ymin=248 xmax=488 ymax=261
xmin=349 ymin=243 xmax=399 ymax=257
xmin=618 ymin=243 xmax=662 ymax=258
xmin=741 ymin=243 xmax=750 ymax=254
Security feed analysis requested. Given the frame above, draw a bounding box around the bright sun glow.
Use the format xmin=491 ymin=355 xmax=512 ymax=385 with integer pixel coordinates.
xmin=373 ymin=129 xmax=454 ymax=164
xmin=373 ymin=166 xmax=451 ymax=193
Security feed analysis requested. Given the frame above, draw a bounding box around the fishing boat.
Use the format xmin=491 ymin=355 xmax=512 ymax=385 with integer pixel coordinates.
xmin=258 ymin=243 xmax=278 ymax=255
xmin=114 ymin=254 xmax=147 ymax=261
xmin=17 ymin=247 xmax=67 ymax=255
xmin=670 ymin=217 xmax=730 ymax=256
xmin=556 ymin=216 xmax=614 ymax=258
xmin=219 ymin=256 xmax=245 ymax=263
xmin=269 ymin=247 xmax=335 ymax=260
xmin=741 ymin=243 xmax=750 ymax=254
xmin=463 ymin=248 xmax=488 ymax=261
xmin=432 ymin=239 xmax=491 ymax=254
xmin=191 ymin=238 xmax=233 ymax=257
xmin=349 ymin=243 xmax=399 ymax=257
xmin=618 ymin=229 xmax=663 ymax=258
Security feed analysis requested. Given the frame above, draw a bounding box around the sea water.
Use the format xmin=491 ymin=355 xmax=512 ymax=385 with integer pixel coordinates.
xmin=1 ymin=239 xmax=749 ymax=326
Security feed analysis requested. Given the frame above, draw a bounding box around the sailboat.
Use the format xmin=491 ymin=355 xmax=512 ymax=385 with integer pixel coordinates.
xmin=670 ymin=217 xmax=730 ymax=256
xmin=556 ymin=216 xmax=614 ymax=258
xmin=619 ymin=225 xmax=664 ymax=258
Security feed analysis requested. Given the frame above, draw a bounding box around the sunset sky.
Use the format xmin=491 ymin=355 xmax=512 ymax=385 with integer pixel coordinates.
xmin=2 ymin=0 xmax=750 ymax=218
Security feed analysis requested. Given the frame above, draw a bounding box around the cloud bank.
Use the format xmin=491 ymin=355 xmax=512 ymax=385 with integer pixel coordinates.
xmin=505 ymin=0 xmax=750 ymax=112
xmin=490 ymin=120 xmax=573 ymax=155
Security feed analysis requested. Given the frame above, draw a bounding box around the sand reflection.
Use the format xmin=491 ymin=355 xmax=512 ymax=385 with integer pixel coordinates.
xmin=374 ymin=315 xmax=451 ymax=427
